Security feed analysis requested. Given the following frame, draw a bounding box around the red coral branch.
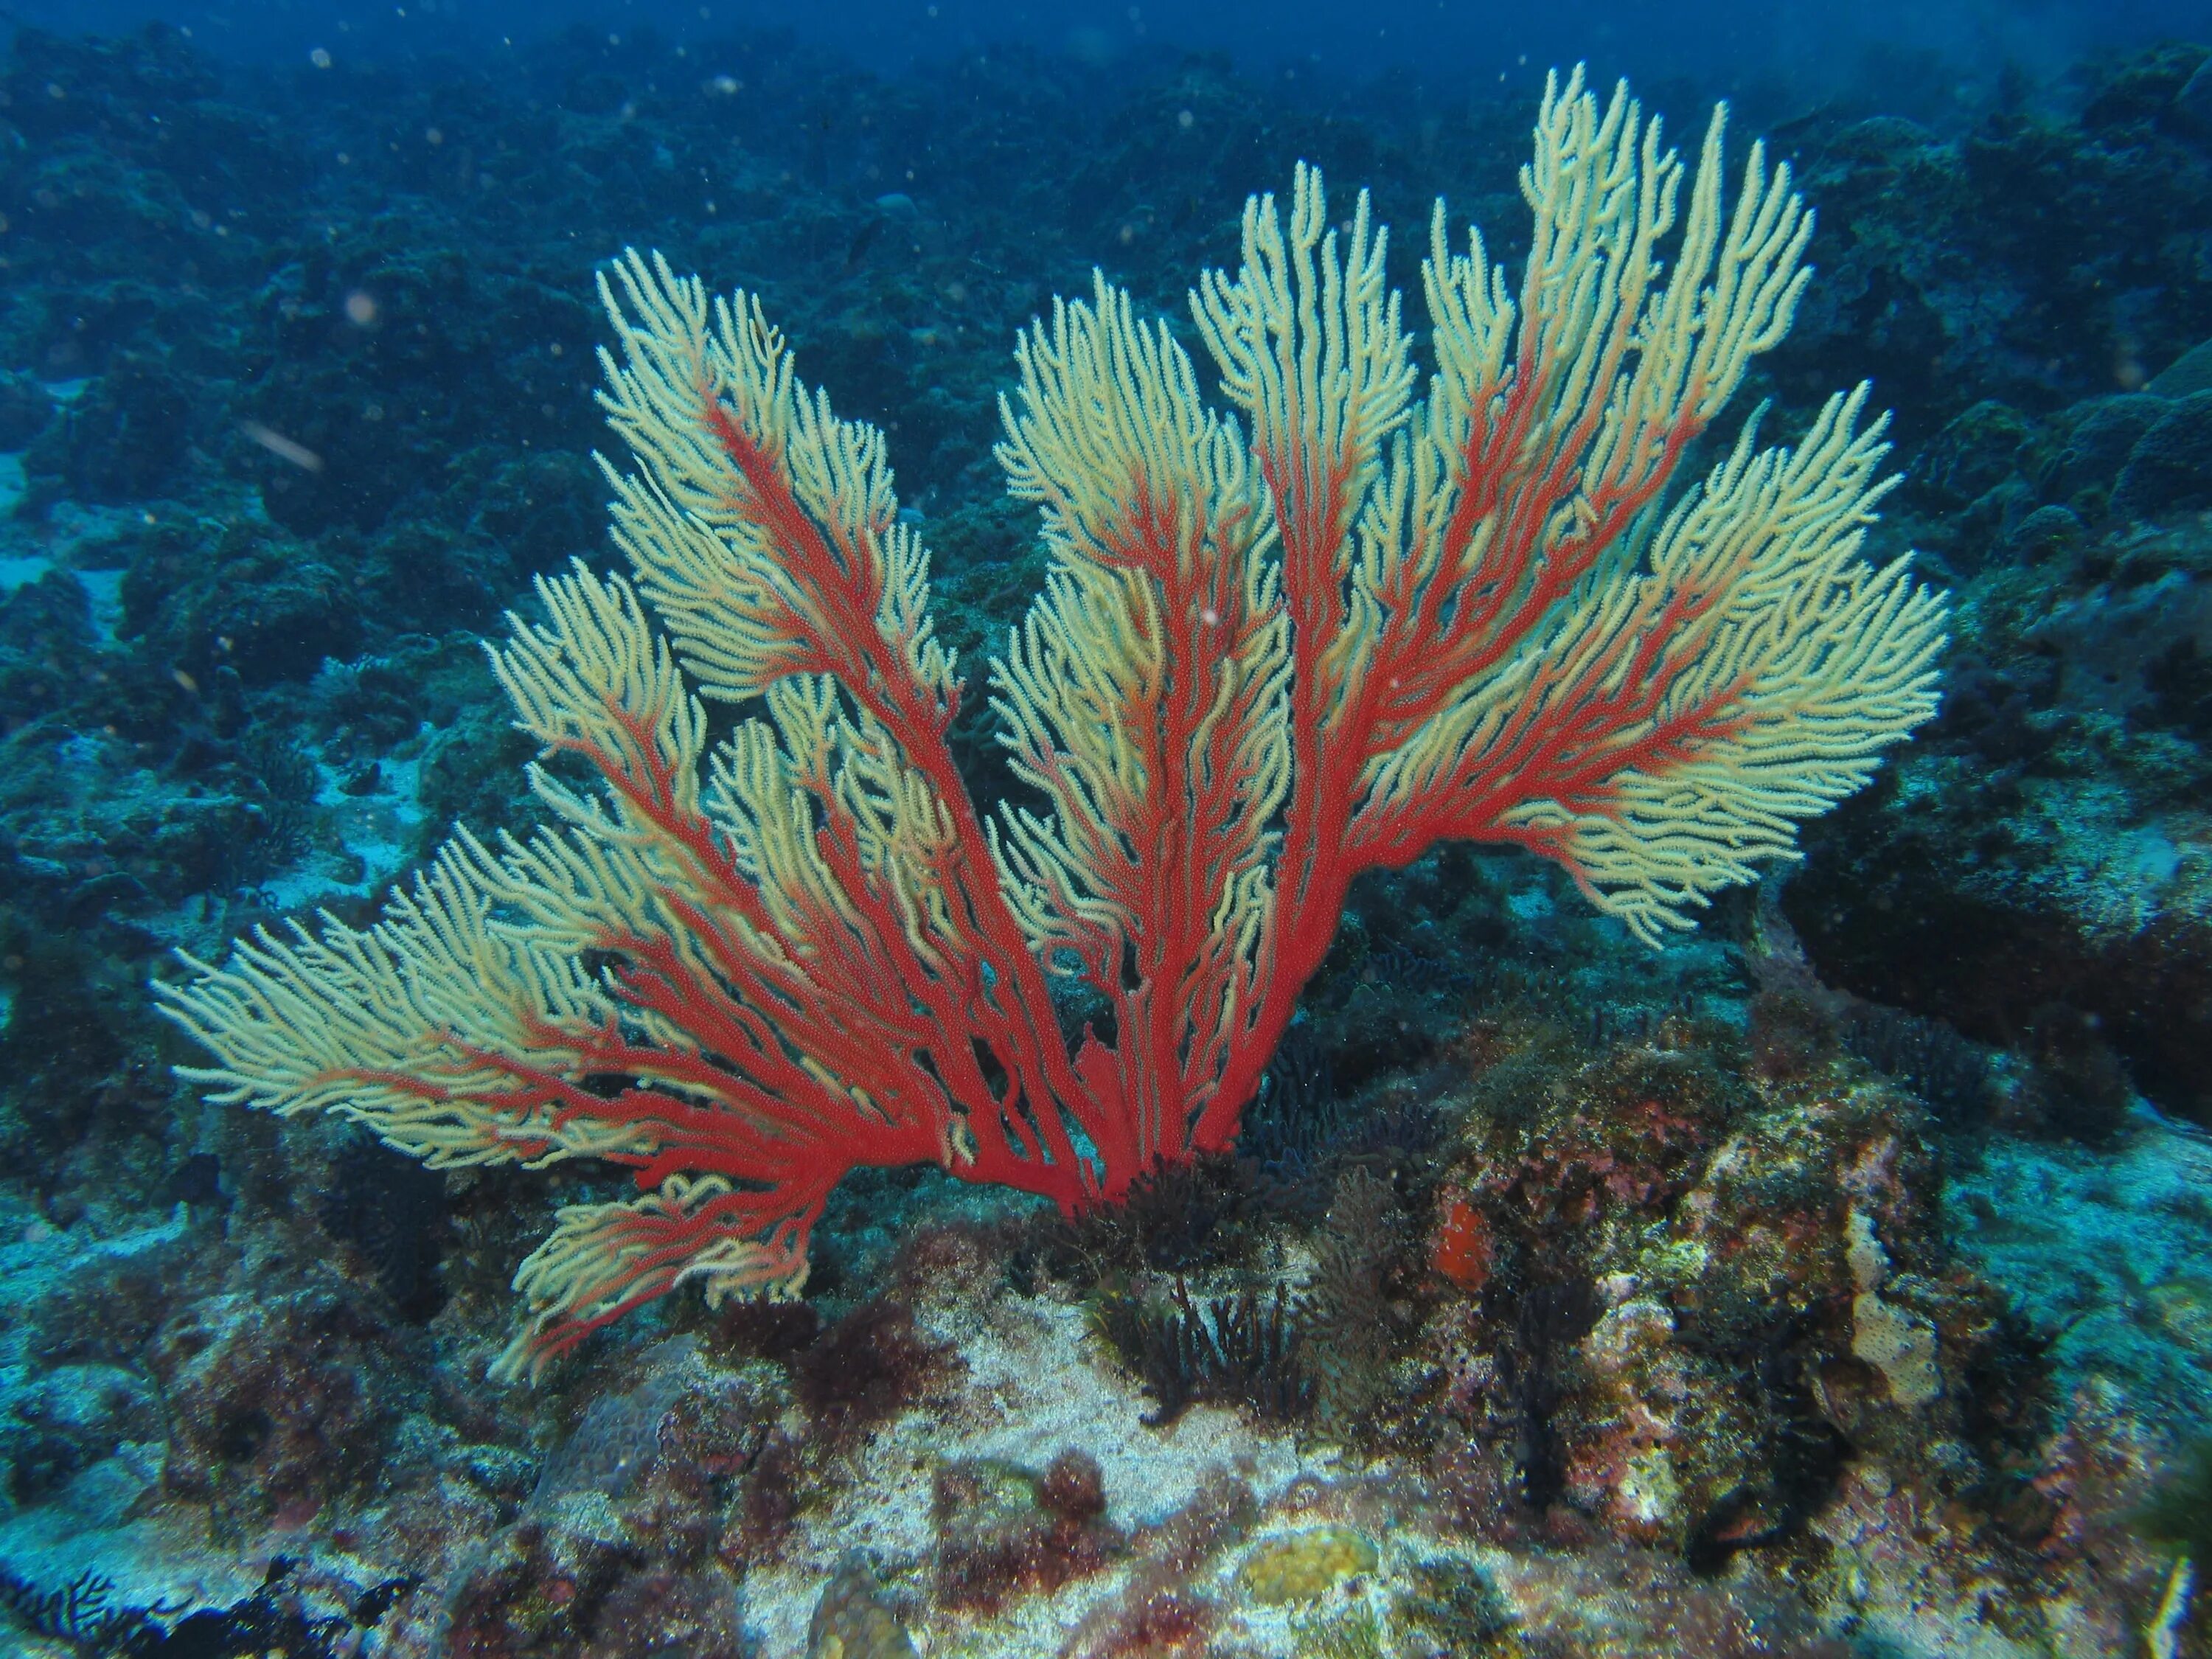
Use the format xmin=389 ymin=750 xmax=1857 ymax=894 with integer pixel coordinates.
xmin=588 ymin=387 xmax=1110 ymax=1248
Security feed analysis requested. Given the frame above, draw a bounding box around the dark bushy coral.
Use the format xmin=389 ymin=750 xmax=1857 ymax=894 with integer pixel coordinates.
xmin=1098 ymin=1280 xmax=1317 ymax=1427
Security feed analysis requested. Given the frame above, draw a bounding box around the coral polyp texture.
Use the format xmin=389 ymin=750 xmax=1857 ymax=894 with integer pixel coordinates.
xmin=156 ymin=69 xmax=1945 ymax=1380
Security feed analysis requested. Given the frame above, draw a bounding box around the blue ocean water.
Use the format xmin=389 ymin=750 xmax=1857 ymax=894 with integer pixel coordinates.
xmin=1 ymin=1 xmax=2210 ymax=1655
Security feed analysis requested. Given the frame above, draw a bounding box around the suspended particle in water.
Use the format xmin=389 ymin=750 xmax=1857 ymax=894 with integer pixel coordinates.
xmin=239 ymin=420 xmax=325 ymax=474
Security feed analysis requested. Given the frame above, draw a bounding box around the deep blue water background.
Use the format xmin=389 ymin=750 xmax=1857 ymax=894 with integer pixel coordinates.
xmin=15 ymin=0 xmax=2211 ymax=91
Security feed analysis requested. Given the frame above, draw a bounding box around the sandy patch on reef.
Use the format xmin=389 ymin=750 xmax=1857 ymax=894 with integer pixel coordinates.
xmin=739 ymin=1287 xmax=1323 ymax=1658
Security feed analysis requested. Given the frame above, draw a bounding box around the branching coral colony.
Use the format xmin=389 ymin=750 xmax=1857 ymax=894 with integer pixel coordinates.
xmin=159 ymin=70 xmax=1947 ymax=1381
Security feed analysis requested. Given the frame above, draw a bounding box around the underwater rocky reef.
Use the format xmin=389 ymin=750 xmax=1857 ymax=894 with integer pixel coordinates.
xmin=0 ymin=18 xmax=2210 ymax=1659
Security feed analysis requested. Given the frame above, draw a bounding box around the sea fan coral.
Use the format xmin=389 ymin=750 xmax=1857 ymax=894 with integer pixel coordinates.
xmin=157 ymin=69 xmax=1945 ymax=1379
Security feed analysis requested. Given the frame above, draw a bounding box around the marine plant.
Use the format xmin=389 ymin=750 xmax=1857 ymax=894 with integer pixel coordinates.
xmin=158 ymin=69 xmax=1946 ymax=1380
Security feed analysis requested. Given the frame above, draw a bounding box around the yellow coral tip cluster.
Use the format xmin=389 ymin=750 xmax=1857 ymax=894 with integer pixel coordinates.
xmin=1237 ymin=1526 xmax=1382 ymax=1606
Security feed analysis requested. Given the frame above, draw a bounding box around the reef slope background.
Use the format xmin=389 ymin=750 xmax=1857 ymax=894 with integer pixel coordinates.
xmin=1 ymin=21 xmax=2211 ymax=1659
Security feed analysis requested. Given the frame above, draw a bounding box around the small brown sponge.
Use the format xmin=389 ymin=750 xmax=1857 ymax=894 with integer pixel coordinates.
xmin=931 ymin=1451 xmax=1120 ymax=1612
xmin=1235 ymin=1526 xmax=1380 ymax=1606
